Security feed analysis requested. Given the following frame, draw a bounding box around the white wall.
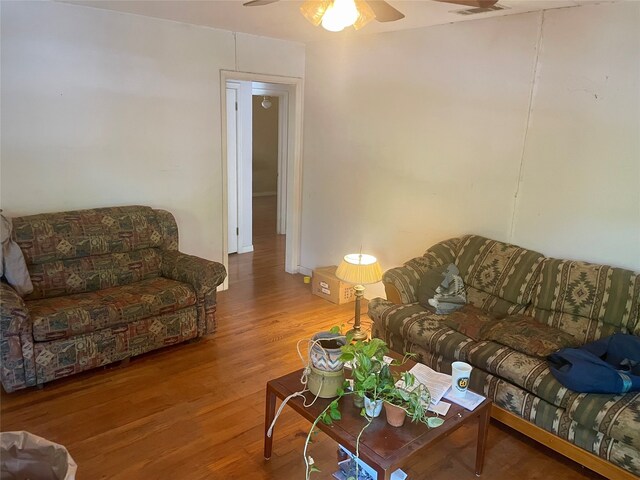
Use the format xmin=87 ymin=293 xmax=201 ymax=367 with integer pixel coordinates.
xmin=0 ymin=1 xmax=304 ymax=264
xmin=300 ymin=2 xmax=640 ymax=298
xmin=510 ymin=3 xmax=640 ymax=269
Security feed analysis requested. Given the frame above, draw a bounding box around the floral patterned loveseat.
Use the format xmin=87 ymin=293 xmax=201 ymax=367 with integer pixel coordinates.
xmin=1 ymin=206 xmax=226 ymax=393
xmin=369 ymin=235 xmax=639 ymax=479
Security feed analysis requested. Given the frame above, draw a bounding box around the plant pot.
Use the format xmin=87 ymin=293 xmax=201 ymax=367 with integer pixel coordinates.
xmin=310 ymin=332 xmax=347 ymax=372
xmin=363 ymin=396 xmax=383 ymax=418
xmin=353 ymin=393 xmax=364 ymax=408
xmin=383 ymin=402 xmax=407 ymax=427
xmin=307 ymin=366 xmax=345 ymax=399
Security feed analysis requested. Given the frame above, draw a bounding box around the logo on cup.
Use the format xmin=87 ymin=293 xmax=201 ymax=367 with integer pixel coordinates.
xmin=456 ymin=377 xmax=469 ymax=391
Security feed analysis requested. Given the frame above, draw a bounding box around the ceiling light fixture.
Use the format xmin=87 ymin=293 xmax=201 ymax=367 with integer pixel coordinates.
xmin=261 ymin=96 xmax=272 ymax=109
xmin=300 ymin=0 xmax=376 ymax=32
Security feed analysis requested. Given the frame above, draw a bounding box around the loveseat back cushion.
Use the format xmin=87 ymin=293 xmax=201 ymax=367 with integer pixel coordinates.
xmin=454 ymin=236 xmax=544 ymax=311
xmin=530 ymin=259 xmax=640 ymax=341
xmin=13 ymin=206 xmax=164 ymax=265
xmin=28 ymin=277 xmax=196 ymax=341
xmin=24 ymin=249 xmax=162 ymax=300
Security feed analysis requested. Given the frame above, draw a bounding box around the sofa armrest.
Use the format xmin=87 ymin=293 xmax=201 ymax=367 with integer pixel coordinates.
xmin=1 ymin=282 xmax=36 ymax=392
xmin=383 ymin=266 xmax=421 ymax=304
xmin=161 ymin=251 xmax=227 ymax=337
xmin=383 ymin=237 xmax=465 ymax=305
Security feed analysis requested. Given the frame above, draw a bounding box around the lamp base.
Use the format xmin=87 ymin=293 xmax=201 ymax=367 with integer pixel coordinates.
xmin=347 ymin=328 xmax=368 ymax=342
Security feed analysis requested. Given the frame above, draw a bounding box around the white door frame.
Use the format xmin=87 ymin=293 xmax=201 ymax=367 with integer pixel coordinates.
xmin=252 ymin=83 xmax=289 ymax=235
xmin=226 ymin=82 xmax=240 ymax=254
xmin=220 ymin=70 xmax=304 ymax=289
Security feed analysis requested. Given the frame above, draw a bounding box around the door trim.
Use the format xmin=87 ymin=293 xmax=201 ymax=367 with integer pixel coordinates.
xmin=220 ymin=70 xmax=304 ymax=290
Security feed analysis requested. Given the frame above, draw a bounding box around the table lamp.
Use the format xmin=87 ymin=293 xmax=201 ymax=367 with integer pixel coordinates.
xmin=335 ymin=253 xmax=383 ymax=341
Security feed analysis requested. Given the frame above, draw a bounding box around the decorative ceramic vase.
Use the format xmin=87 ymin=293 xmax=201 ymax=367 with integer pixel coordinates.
xmin=364 ymin=396 xmax=383 ymax=418
xmin=310 ymin=332 xmax=347 ymax=372
xmin=383 ymin=402 xmax=407 ymax=427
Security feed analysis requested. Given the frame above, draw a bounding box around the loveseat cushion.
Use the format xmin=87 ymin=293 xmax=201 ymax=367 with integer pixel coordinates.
xmin=13 ymin=206 xmax=164 ymax=265
xmin=25 ymin=249 xmax=162 ymax=300
xmin=28 ymin=277 xmax=196 ymax=341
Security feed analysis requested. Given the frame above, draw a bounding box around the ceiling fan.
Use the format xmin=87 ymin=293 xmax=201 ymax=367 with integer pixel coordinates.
xmin=243 ymin=0 xmax=499 ymax=32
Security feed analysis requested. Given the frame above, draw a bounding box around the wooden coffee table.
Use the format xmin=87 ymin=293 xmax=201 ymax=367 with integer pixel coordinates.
xmin=264 ymin=361 xmax=492 ymax=479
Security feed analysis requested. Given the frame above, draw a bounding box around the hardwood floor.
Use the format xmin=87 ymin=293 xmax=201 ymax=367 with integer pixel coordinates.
xmin=0 ymin=196 xmax=604 ymax=479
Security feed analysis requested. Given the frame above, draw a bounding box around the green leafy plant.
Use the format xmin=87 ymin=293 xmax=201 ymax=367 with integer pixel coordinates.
xmin=379 ymin=371 xmax=435 ymax=426
xmin=304 ymin=331 xmax=441 ymax=479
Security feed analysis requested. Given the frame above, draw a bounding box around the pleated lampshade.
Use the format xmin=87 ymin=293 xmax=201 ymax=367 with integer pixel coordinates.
xmin=335 ymin=253 xmax=382 ymax=285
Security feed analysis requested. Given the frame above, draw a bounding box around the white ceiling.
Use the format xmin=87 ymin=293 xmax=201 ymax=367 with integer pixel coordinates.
xmin=63 ymin=0 xmax=617 ymax=43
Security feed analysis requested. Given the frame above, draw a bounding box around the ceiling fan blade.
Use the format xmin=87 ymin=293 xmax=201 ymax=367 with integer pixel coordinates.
xmin=366 ymin=1 xmax=405 ymax=22
xmin=433 ymin=0 xmax=498 ymax=7
xmin=243 ymin=0 xmax=279 ymax=6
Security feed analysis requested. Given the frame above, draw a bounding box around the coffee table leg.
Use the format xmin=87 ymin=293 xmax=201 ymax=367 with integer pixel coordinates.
xmin=475 ymin=403 xmax=491 ymax=476
xmin=264 ymin=384 xmax=277 ymax=460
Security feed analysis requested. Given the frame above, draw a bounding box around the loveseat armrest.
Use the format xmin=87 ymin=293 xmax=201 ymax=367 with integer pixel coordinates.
xmin=0 ymin=282 xmax=37 ymax=392
xmin=161 ymin=251 xmax=227 ymax=336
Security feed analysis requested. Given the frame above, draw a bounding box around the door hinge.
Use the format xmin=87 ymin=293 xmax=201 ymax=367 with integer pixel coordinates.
xmin=235 ymin=101 xmax=238 ymax=111
xmin=236 ymin=227 xmax=239 ymax=235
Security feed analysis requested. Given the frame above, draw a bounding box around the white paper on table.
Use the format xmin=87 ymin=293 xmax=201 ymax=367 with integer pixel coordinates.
xmin=398 ymin=363 xmax=452 ymax=405
xmin=428 ymin=400 xmax=451 ymax=416
xmin=444 ymin=389 xmax=486 ymax=411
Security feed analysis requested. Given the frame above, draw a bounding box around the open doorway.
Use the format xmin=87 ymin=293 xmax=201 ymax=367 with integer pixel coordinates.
xmin=221 ymin=71 xmax=303 ymax=290
xmin=251 ymin=92 xmax=279 ymax=246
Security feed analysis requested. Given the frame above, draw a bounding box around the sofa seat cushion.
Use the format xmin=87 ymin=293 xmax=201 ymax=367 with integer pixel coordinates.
xmin=563 ymin=391 xmax=640 ymax=450
xmin=369 ymin=299 xmax=477 ymax=362
xmin=467 ymin=340 xmax=577 ymax=410
xmin=442 ymin=305 xmax=502 ymax=341
xmin=481 ymin=314 xmax=580 ymax=357
xmin=28 ymin=277 xmax=197 ymax=341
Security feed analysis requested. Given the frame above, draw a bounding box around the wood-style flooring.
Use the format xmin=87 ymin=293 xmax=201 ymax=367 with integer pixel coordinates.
xmin=0 ymin=196 xmax=603 ymax=479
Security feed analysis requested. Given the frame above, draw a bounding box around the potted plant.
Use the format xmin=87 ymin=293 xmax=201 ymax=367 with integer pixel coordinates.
xmin=303 ymin=332 xmax=442 ymax=479
xmin=339 ymin=337 xmax=389 ymax=409
xmin=380 ymin=371 xmax=434 ymax=427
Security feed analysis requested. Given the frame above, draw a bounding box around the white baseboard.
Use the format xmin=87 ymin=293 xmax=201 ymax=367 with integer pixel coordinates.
xmin=298 ymin=266 xmax=313 ymax=276
xmin=238 ymin=245 xmax=254 ymax=254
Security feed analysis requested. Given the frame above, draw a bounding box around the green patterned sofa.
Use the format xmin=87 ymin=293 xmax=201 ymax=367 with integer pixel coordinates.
xmin=369 ymin=235 xmax=639 ymax=479
xmin=0 ymin=206 xmax=226 ymax=393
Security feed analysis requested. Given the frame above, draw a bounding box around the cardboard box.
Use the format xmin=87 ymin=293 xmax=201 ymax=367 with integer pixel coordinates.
xmin=312 ymin=266 xmax=356 ymax=305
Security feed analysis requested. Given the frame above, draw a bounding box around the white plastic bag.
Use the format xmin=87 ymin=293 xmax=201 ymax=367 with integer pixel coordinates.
xmin=0 ymin=431 xmax=77 ymax=480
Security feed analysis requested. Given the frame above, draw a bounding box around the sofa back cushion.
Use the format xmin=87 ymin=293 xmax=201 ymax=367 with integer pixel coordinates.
xmin=529 ymin=259 xmax=640 ymax=343
xmin=454 ymin=236 xmax=544 ymax=313
xmin=13 ymin=206 xmax=170 ymax=300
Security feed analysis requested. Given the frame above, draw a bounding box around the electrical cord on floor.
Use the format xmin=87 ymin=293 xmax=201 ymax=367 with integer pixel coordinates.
xmin=266 ymin=338 xmax=328 ymax=438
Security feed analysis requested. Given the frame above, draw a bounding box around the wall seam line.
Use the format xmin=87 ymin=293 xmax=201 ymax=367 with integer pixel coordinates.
xmin=509 ymin=10 xmax=545 ymax=242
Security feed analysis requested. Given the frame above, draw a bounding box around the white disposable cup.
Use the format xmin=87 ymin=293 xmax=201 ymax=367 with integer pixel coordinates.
xmin=451 ymin=361 xmax=473 ymax=398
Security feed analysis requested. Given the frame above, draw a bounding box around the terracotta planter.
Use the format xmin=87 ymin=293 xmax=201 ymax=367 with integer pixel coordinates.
xmin=384 ymin=402 xmax=407 ymax=427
